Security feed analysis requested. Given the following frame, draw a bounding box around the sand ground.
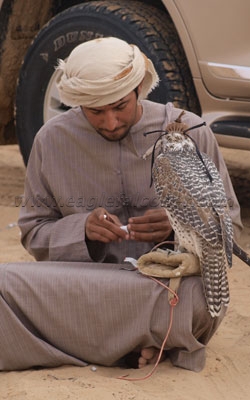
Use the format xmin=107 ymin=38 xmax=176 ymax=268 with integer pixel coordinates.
xmin=0 ymin=144 xmax=249 ymax=400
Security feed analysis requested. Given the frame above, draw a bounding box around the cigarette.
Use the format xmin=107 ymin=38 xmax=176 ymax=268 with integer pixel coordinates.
xmin=120 ymin=225 xmax=129 ymax=233
xmin=104 ymin=214 xmax=129 ymax=233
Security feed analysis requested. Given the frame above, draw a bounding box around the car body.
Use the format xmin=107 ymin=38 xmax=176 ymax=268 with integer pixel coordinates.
xmin=163 ymin=0 xmax=250 ymax=151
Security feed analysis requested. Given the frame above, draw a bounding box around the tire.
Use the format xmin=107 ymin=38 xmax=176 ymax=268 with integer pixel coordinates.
xmin=15 ymin=0 xmax=200 ymax=165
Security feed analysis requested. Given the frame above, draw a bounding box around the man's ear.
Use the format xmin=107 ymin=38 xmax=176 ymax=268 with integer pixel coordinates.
xmin=137 ymin=80 xmax=144 ymax=95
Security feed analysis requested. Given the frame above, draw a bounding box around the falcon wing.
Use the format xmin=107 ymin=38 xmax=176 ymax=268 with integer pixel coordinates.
xmin=152 ymin=150 xmax=233 ymax=255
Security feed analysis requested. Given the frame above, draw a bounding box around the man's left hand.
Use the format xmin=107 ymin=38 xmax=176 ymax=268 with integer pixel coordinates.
xmin=127 ymin=208 xmax=172 ymax=243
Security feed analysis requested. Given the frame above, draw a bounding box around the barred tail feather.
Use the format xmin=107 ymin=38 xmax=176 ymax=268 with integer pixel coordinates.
xmin=201 ymin=244 xmax=230 ymax=318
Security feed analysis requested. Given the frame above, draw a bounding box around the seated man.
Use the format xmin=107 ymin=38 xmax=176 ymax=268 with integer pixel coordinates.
xmin=0 ymin=37 xmax=242 ymax=372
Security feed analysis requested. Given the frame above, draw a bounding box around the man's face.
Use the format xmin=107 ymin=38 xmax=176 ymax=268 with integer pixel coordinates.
xmin=81 ymin=90 xmax=142 ymax=141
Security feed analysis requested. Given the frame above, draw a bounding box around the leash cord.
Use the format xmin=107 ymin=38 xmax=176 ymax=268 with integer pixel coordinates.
xmin=117 ymin=277 xmax=179 ymax=381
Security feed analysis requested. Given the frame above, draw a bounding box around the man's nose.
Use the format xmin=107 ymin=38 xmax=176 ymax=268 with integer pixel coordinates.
xmin=103 ymin=111 xmax=118 ymax=130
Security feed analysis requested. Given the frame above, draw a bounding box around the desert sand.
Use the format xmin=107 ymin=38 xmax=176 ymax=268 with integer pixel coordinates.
xmin=0 ymin=144 xmax=249 ymax=400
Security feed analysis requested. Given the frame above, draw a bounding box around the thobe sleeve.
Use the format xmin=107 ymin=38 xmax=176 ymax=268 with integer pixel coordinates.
xmin=18 ymin=136 xmax=106 ymax=262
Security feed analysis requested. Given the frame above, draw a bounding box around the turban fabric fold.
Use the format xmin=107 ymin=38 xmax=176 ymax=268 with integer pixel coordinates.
xmin=57 ymin=37 xmax=159 ymax=107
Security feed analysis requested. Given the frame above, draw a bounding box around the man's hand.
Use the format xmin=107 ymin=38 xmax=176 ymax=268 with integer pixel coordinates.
xmin=85 ymin=207 xmax=128 ymax=243
xmin=127 ymin=208 xmax=172 ymax=243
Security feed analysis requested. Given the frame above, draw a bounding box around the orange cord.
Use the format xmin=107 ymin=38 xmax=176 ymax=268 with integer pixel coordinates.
xmin=117 ymin=276 xmax=179 ymax=381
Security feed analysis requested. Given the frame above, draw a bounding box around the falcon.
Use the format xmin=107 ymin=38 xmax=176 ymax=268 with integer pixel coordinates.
xmin=146 ymin=112 xmax=250 ymax=318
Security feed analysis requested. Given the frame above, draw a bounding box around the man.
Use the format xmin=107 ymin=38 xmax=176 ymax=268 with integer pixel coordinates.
xmin=0 ymin=37 xmax=242 ymax=372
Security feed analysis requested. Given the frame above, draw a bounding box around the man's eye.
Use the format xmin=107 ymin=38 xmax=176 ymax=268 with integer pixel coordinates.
xmin=116 ymin=104 xmax=127 ymax=111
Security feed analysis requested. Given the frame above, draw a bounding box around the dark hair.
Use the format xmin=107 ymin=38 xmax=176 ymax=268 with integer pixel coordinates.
xmin=134 ymin=86 xmax=139 ymax=99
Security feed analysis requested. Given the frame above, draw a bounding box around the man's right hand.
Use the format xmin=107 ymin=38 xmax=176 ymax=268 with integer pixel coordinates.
xmin=85 ymin=208 xmax=128 ymax=243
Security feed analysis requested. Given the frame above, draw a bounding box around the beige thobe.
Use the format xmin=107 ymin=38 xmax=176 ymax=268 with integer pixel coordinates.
xmin=0 ymin=101 xmax=241 ymax=372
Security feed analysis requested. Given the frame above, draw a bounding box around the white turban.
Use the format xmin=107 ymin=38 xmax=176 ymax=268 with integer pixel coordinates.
xmin=56 ymin=37 xmax=159 ymax=107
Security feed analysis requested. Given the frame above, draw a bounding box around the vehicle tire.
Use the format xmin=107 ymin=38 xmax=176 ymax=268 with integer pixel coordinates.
xmin=15 ymin=0 xmax=201 ymax=165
